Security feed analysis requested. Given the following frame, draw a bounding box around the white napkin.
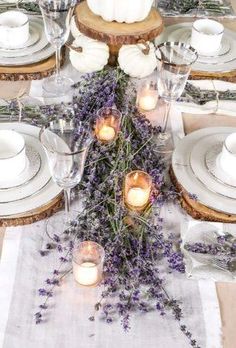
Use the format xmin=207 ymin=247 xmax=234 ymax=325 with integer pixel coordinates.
xmin=181 ymin=220 xmax=236 ymax=282
xmin=176 ymin=80 xmax=236 ymax=116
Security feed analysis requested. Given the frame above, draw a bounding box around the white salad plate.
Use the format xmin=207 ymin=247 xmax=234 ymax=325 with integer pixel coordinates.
xmin=156 ymin=23 xmax=236 ymax=73
xmin=172 ymin=127 xmax=236 ymax=215
xmin=0 ymin=17 xmax=55 ymax=66
xmin=190 ymin=133 xmax=236 ymax=199
xmin=0 ymin=123 xmax=62 ymax=218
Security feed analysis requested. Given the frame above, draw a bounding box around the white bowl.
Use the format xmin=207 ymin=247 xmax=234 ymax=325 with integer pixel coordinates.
xmin=190 ymin=19 xmax=224 ymax=56
xmin=0 ymin=130 xmax=26 ymax=182
xmin=219 ymin=133 xmax=236 ymax=176
xmin=0 ymin=11 xmax=29 ymax=49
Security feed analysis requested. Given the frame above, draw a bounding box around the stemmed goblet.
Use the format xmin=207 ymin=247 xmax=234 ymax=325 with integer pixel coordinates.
xmin=39 ymin=0 xmax=77 ymax=96
xmin=40 ymin=116 xmax=92 ymax=239
xmin=155 ymin=42 xmax=198 ymax=153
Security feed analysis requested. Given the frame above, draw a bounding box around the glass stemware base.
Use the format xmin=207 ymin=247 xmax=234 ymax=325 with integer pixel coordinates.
xmin=155 ymin=132 xmax=174 ymax=154
xmin=42 ymin=75 xmax=74 ymax=96
xmin=46 ymin=210 xmax=78 ymax=243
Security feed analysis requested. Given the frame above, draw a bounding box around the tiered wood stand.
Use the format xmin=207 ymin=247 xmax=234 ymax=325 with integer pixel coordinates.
xmin=75 ymin=1 xmax=163 ymax=64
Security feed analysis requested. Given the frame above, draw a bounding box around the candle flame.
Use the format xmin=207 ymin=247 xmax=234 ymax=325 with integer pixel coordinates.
xmin=134 ymin=173 xmax=139 ymax=181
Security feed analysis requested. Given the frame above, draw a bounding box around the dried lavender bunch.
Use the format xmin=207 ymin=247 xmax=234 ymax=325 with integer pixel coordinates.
xmin=35 ymin=68 xmax=200 ymax=348
xmin=180 ymin=82 xmax=236 ymax=105
xmin=185 ymin=232 xmax=236 ymax=260
xmin=157 ymin=0 xmax=233 ymax=15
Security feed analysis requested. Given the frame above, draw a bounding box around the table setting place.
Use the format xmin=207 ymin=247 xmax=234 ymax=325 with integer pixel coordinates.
xmin=0 ymin=0 xmax=236 ymax=348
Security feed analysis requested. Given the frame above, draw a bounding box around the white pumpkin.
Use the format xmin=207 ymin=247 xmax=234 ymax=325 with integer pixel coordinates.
xmin=70 ymin=16 xmax=81 ymax=38
xmin=87 ymin=0 xmax=153 ymax=23
xmin=69 ymin=35 xmax=109 ymax=73
xmin=118 ymin=41 xmax=156 ymax=78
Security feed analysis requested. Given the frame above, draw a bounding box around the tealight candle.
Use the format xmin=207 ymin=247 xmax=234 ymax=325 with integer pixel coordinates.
xmin=98 ymin=125 xmax=116 ymax=142
xmin=137 ymin=81 xmax=158 ymax=112
xmin=72 ymin=241 xmax=105 ymax=287
xmin=124 ymin=170 xmax=152 ymax=211
xmin=95 ymin=107 xmax=121 ymax=143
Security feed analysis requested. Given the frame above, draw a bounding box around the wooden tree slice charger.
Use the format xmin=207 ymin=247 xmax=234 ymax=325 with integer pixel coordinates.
xmin=75 ymin=2 xmax=163 ymax=64
xmin=0 ymin=194 xmax=63 ymax=227
xmin=0 ymin=49 xmax=65 ymax=82
xmin=170 ymin=167 xmax=236 ymax=223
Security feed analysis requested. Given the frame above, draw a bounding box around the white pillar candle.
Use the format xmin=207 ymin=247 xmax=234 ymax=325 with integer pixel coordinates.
xmin=73 ymin=261 xmax=99 ymax=286
xmin=127 ymin=187 xmax=150 ymax=207
xmin=98 ymin=125 xmax=116 ymax=142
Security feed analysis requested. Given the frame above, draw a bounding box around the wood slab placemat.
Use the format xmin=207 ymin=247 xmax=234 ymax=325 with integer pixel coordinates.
xmin=190 ymin=69 xmax=236 ymax=83
xmin=0 ymin=194 xmax=63 ymax=227
xmin=170 ymin=166 xmax=236 ymax=223
xmin=0 ymin=49 xmax=65 ymax=82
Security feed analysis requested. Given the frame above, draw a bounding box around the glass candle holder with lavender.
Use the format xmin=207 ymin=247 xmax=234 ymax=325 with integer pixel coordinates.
xmin=72 ymin=241 xmax=105 ymax=287
xmin=124 ymin=170 xmax=152 ymax=212
xmin=95 ymin=107 xmax=121 ymax=143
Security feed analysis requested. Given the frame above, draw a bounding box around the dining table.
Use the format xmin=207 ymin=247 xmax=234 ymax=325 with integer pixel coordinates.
xmin=0 ymin=1 xmax=236 ymax=347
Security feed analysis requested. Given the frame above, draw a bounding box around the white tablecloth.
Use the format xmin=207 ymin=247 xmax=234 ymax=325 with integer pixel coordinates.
xmin=0 ymin=82 xmax=222 ymax=347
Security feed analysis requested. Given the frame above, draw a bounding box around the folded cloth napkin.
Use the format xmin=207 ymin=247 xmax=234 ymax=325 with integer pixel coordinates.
xmin=176 ymin=80 xmax=236 ymax=116
xmin=181 ymin=220 xmax=236 ymax=282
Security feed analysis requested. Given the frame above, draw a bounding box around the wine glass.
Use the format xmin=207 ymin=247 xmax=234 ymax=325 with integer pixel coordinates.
xmin=155 ymin=42 xmax=198 ymax=153
xmin=39 ymin=0 xmax=77 ymax=96
xmin=40 ymin=116 xmax=92 ymax=239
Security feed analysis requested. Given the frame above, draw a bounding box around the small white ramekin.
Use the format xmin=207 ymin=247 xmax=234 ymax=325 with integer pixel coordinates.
xmin=190 ymin=19 xmax=224 ymax=56
xmin=0 ymin=130 xmax=26 ymax=182
xmin=0 ymin=11 xmax=29 ymax=49
xmin=219 ymin=133 xmax=236 ymax=176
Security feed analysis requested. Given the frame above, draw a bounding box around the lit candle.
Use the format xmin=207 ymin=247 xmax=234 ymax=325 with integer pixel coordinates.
xmin=124 ymin=171 xmax=152 ymax=212
xmin=72 ymin=241 xmax=105 ymax=287
xmin=73 ymin=261 xmax=99 ymax=286
xmin=139 ymin=94 xmax=158 ymax=111
xmin=95 ymin=107 xmax=121 ymax=143
xmin=127 ymin=187 xmax=150 ymax=207
xmin=137 ymin=82 xmax=158 ymax=112
xmin=98 ymin=125 xmax=116 ymax=142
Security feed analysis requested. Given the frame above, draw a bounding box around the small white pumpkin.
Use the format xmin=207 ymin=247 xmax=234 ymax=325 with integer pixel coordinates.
xmin=87 ymin=0 xmax=153 ymax=23
xmin=70 ymin=15 xmax=81 ymax=38
xmin=118 ymin=41 xmax=156 ymax=78
xmin=69 ymin=35 xmax=109 ymax=73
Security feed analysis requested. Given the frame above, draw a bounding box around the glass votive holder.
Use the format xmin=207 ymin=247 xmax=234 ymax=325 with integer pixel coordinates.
xmin=136 ymin=81 xmax=158 ymax=112
xmin=72 ymin=241 xmax=105 ymax=287
xmin=124 ymin=170 xmax=152 ymax=212
xmin=95 ymin=107 xmax=121 ymax=143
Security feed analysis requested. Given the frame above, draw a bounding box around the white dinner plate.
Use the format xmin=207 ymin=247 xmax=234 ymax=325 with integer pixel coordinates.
xmin=0 ymin=123 xmax=62 ymax=218
xmin=155 ymin=23 xmax=236 ymax=73
xmin=190 ymin=133 xmax=236 ymax=199
xmin=172 ymin=127 xmax=236 ymax=215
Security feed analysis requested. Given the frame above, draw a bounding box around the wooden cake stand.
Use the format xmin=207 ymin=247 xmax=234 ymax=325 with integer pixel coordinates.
xmin=75 ymin=1 xmax=163 ymax=64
